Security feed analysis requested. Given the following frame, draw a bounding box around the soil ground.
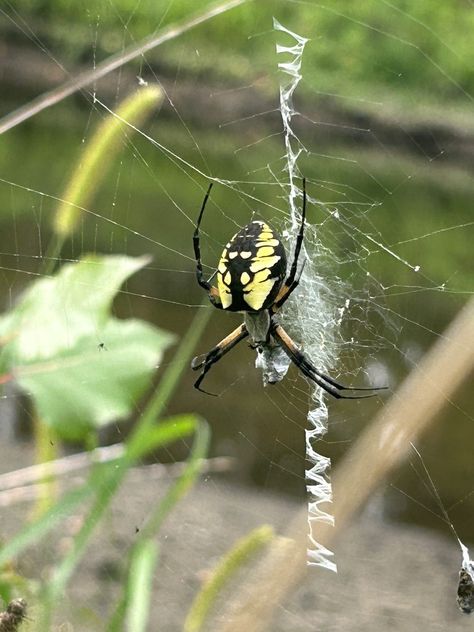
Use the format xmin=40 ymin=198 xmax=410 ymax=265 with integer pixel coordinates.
xmin=1 ymin=438 xmax=471 ymax=631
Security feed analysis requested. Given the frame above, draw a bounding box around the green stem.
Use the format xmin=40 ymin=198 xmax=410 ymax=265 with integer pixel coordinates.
xmin=125 ymin=306 xmax=211 ymax=462
xmin=125 ymin=540 xmax=160 ymax=632
xmin=31 ymin=415 xmax=58 ymax=517
xmin=184 ymin=525 xmax=274 ymax=632
xmin=40 ymin=239 xmax=65 ymax=277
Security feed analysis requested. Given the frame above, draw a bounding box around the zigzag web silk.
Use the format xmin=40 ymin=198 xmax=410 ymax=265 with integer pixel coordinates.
xmin=273 ymin=19 xmax=336 ymax=571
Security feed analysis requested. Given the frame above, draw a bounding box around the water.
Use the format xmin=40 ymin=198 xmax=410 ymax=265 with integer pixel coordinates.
xmin=0 ymin=101 xmax=471 ymax=538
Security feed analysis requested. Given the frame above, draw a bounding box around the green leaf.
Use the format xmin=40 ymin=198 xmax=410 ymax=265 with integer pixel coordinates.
xmin=1 ymin=254 xmax=150 ymax=354
xmin=0 ymin=255 xmax=174 ymax=440
xmin=16 ymin=318 xmax=171 ymax=440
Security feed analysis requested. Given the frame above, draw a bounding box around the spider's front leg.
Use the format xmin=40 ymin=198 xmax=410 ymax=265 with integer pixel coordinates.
xmin=193 ymin=182 xmax=223 ymax=308
xmin=191 ymin=323 xmax=249 ymax=396
xmin=193 ymin=183 xmax=213 ymax=292
xmin=272 ymin=177 xmax=307 ymax=312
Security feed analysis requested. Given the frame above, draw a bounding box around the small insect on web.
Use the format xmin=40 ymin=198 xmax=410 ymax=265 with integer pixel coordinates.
xmin=190 ymin=179 xmax=387 ymax=398
xmin=404 ymin=443 xmax=474 ymax=615
xmin=0 ymin=598 xmax=28 ymax=632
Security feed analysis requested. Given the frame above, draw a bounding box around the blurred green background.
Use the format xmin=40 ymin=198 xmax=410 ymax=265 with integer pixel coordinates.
xmin=0 ymin=0 xmax=472 ymax=535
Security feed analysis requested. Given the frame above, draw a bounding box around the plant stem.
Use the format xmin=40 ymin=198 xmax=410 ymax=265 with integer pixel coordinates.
xmin=184 ymin=525 xmax=274 ymax=632
xmin=31 ymin=413 xmax=58 ymax=517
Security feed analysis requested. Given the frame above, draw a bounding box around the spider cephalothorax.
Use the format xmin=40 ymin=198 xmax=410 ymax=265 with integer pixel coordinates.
xmin=191 ymin=179 xmax=384 ymax=399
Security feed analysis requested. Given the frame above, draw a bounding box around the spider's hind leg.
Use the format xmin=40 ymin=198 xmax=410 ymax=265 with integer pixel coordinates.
xmin=271 ymin=322 xmax=387 ymax=400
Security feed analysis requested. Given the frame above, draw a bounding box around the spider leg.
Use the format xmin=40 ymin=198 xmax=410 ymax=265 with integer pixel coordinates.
xmin=193 ymin=183 xmax=222 ymax=306
xmin=271 ymin=323 xmax=387 ymax=399
xmin=273 ymin=177 xmax=307 ymax=310
xmin=272 ymin=259 xmax=306 ymax=314
xmin=193 ymin=183 xmax=213 ymax=291
xmin=192 ymin=323 xmax=249 ymax=396
xmin=286 ymin=176 xmax=306 ymax=286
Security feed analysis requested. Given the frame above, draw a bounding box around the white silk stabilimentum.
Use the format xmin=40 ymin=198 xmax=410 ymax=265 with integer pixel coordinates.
xmin=273 ymin=19 xmax=337 ymax=572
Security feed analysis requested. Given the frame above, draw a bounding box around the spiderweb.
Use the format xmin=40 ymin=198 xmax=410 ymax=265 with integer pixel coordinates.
xmin=0 ymin=1 xmax=474 ymax=629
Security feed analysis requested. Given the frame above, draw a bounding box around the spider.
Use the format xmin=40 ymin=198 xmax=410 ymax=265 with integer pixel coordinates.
xmin=191 ymin=179 xmax=384 ymax=399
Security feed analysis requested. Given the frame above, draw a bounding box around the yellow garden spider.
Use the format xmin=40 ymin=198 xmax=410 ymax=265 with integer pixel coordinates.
xmin=191 ymin=179 xmax=385 ymax=399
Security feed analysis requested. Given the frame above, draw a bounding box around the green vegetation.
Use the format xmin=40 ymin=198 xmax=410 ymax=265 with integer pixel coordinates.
xmin=0 ymin=255 xmax=173 ymax=441
xmin=184 ymin=524 xmax=274 ymax=632
xmin=4 ymin=0 xmax=474 ymax=110
xmin=0 ymin=1 xmax=472 ymax=627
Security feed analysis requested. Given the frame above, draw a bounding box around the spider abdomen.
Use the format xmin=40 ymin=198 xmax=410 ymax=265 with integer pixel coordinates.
xmin=217 ymin=220 xmax=287 ymax=312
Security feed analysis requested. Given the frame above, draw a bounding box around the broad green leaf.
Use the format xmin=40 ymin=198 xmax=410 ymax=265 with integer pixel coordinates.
xmin=16 ymin=318 xmax=172 ymax=440
xmin=0 ymin=254 xmax=151 ymax=362
xmin=0 ymin=255 xmax=174 ymax=440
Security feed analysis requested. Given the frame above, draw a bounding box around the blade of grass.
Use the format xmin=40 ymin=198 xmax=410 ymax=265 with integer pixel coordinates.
xmin=134 ymin=418 xmax=210 ymax=541
xmin=125 ymin=540 xmax=160 ymax=632
xmin=0 ymin=416 xmax=196 ymax=569
xmin=184 ymin=525 xmax=274 ymax=632
xmin=125 ymin=305 xmax=212 ymax=460
xmin=37 ymin=419 xmax=197 ymax=630
xmin=109 ymin=418 xmax=210 ymax=631
xmin=32 ymin=410 xmax=58 ymax=517
xmin=126 ymin=415 xmax=198 ymax=463
xmin=0 ymin=483 xmax=95 ymax=567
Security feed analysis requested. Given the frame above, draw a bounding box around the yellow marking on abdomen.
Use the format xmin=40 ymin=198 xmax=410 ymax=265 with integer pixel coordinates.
xmin=240 ymin=271 xmax=251 ymax=285
xmin=217 ymin=272 xmax=232 ymax=309
xmin=255 ymin=239 xmax=279 ymax=247
xmin=244 ymin=279 xmax=276 ymax=311
xmin=250 ymin=255 xmax=281 ymax=273
xmin=256 ymin=246 xmax=275 ymax=258
xmin=253 ymin=268 xmax=271 ymax=283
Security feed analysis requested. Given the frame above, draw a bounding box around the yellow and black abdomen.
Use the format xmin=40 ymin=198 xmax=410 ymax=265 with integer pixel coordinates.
xmin=217 ymin=220 xmax=287 ymax=312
